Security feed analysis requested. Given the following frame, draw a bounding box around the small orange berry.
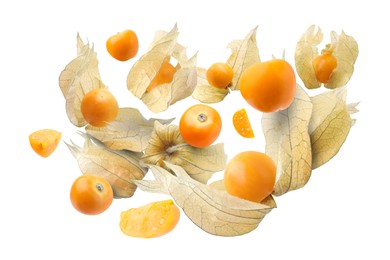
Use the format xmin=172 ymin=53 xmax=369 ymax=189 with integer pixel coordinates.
xmin=312 ymin=53 xmax=338 ymax=84
xmin=106 ymin=30 xmax=139 ymax=61
xmin=206 ymin=62 xmax=233 ymax=89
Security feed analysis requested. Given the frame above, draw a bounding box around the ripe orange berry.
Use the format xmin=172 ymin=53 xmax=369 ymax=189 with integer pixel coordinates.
xmin=81 ymin=88 xmax=119 ymax=127
xmin=312 ymin=53 xmax=338 ymax=84
xmin=224 ymin=151 xmax=276 ymax=203
xmin=106 ymin=30 xmax=139 ymax=61
xmin=146 ymin=59 xmax=177 ymax=92
xmin=70 ymin=174 xmax=114 ymax=215
xmin=206 ymin=62 xmax=233 ymax=89
xmin=239 ymin=59 xmax=296 ymax=113
xmin=179 ymin=104 xmax=222 ymax=148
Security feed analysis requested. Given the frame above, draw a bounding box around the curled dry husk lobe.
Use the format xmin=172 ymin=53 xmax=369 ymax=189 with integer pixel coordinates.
xmin=59 ymin=34 xmax=107 ymax=126
xmin=192 ymin=26 xmax=260 ymax=103
xmin=309 ymin=87 xmax=358 ymax=169
xmin=86 ymin=107 xmax=174 ymax=153
xmin=134 ymin=162 xmax=276 ymax=237
xmin=127 ymin=24 xmax=197 ymax=113
xmin=142 ymin=121 xmax=227 ymax=184
xmin=262 ymin=84 xmax=359 ymax=196
xmin=262 ymin=85 xmax=313 ymax=196
xmin=66 ymin=133 xmax=147 ymax=198
xmin=295 ymin=25 xmax=358 ymax=89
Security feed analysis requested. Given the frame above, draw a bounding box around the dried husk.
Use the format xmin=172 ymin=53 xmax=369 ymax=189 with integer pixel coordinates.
xmin=191 ymin=68 xmax=230 ymax=103
xmin=86 ymin=107 xmax=173 ymax=152
xmin=142 ymin=121 xmax=227 ymax=184
xmin=295 ymin=25 xmax=358 ymax=90
xmin=127 ymin=24 xmax=197 ymax=113
xmin=208 ymin=179 xmax=275 ymax=204
xmin=227 ymin=26 xmax=260 ymax=90
xmin=325 ymin=31 xmax=359 ymax=89
xmin=309 ymin=87 xmax=358 ymax=168
xmin=66 ymin=133 xmax=147 ymax=198
xmin=262 ymin=85 xmax=313 ymax=196
xmin=59 ymin=33 xmax=106 ymax=126
xmin=295 ymin=25 xmax=322 ymax=89
xmin=134 ymin=162 xmax=276 ymax=237
xmin=192 ymin=27 xmax=260 ymax=103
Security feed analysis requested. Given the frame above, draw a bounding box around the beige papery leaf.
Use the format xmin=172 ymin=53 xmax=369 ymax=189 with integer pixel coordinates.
xmin=295 ymin=25 xmax=323 ymax=89
xmin=295 ymin=25 xmax=358 ymax=90
xmin=134 ymin=162 xmax=276 ymax=236
xmin=77 ymin=33 xmax=89 ymax=55
xmin=59 ymin=33 xmax=106 ymax=126
xmin=142 ymin=121 xmax=227 ymax=184
xmin=192 ymin=27 xmax=260 ymax=103
xmin=309 ymin=87 xmax=358 ymax=169
xmin=66 ymin=133 xmax=147 ymax=198
xmin=227 ymin=26 xmax=260 ymax=90
xmin=208 ymin=179 xmax=275 ymax=204
xmin=85 ymin=108 xmax=173 ymax=152
xmin=127 ymin=24 xmax=197 ymax=113
xmin=208 ymin=179 xmax=226 ymax=190
xmin=325 ymin=31 xmax=359 ymax=89
xmin=262 ymin=85 xmax=313 ymax=196
xmin=191 ymin=68 xmax=230 ymax=103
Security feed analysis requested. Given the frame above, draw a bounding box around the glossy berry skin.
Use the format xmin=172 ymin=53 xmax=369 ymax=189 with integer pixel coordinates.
xmin=80 ymin=88 xmax=119 ymax=127
xmin=106 ymin=30 xmax=139 ymax=61
xmin=146 ymin=59 xmax=176 ymax=92
xmin=312 ymin=53 xmax=338 ymax=84
xmin=239 ymin=59 xmax=296 ymax=113
xmin=179 ymin=104 xmax=222 ymax=148
xmin=70 ymin=174 xmax=114 ymax=215
xmin=224 ymin=151 xmax=276 ymax=203
xmin=206 ymin=62 xmax=233 ymax=89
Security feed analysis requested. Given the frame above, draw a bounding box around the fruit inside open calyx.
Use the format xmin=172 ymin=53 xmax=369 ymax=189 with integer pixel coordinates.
xmin=312 ymin=47 xmax=338 ymax=84
xmin=146 ymin=58 xmax=177 ymax=93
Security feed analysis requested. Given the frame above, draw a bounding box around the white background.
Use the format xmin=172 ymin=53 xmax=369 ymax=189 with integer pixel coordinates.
xmin=1 ymin=0 xmax=389 ymax=259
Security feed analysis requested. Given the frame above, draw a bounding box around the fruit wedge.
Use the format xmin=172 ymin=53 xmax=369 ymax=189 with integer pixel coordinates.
xmin=233 ymin=108 xmax=255 ymax=138
xmin=120 ymin=199 xmax=180 ymax=238
xmin=29 ymin=129 xmax=62 ymax=157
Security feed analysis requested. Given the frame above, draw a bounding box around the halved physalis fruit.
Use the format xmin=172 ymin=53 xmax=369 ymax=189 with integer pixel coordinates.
xmin=29 ymin=129 xmax=62 ymax=157
xmin=233 ymin=108 xmax=254 ymax=138
xmin=120 ymin=199 xmax=180 ymax=238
